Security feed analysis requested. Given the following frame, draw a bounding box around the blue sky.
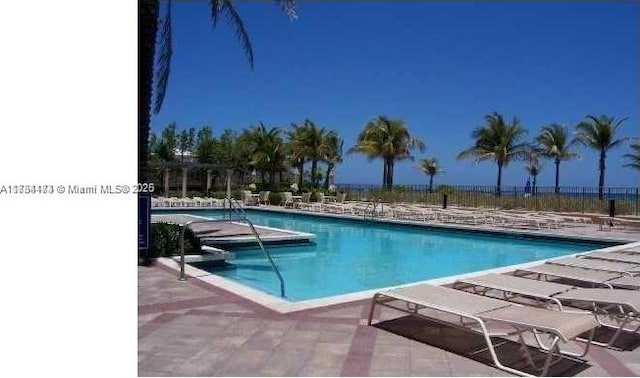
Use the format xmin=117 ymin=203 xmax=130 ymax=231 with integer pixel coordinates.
xmin=152 ymin=1 xmax=639 ymax=187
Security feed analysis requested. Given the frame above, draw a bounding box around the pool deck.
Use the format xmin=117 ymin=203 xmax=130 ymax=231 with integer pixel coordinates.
xmin=140 ymin=210 xmax=640 ymax=376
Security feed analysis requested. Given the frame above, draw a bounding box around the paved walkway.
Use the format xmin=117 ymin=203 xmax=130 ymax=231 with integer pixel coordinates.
xmin=139 ymin=263 xmax=640 ymax=377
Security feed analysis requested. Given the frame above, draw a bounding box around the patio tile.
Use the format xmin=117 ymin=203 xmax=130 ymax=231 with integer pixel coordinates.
xmin=297 ymin=364 xmax=343 ymax=376
xmin=369 ymin=352 xmax=411 ymax=374
xmin=409 ymin=358 xmax=451 ymax=376
xmin=305 ymin=342 xmax=351 ymax=367
xmin=138 ymin=354 xmax=185 ymax=373
xmin=214 ymin=348 xmax=273 ymax=376
xmin=282 ymin=328 xmax=322 ymax=342
xmin=259 ymin=346 xmax=313 ymax=376
xmin=317 ymin=329 xmax=356 ymax=344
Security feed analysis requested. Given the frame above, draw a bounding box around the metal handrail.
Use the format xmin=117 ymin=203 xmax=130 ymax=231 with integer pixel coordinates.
xmin=363 ymin=198 xmax=383 ymax=220
xmin=178 ymin=198 xmax=286 ymax=297
xmin=221 ymin=196 xmax=247 ymax=219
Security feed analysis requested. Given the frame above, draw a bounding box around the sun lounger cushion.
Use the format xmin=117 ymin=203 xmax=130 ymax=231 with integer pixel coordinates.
xmin=554 ymin=288 xmax=640 ymax=313
xmin=585 ymin=251 xmax=640 ymax=264
xmin=460 ymin=273 xmax=571 ymax=297
xmin=479 ymin=305 xmax=598 ymax=342
xmin=385 ymin=284 xmax=511 ymax=315
xmin=518 ymin=264 xmax=622 ymax=284
xmin=550 ymin=258 xmax=640 ymax=273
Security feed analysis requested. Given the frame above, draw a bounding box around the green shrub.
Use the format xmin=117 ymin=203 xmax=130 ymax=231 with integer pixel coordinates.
xmin=210 ymin=191 xmax=227 ymax=199
xmin=150 ymin=222 xmax=200 ymax=258
xmin=269 ymin=192 xmax=283 ymax=205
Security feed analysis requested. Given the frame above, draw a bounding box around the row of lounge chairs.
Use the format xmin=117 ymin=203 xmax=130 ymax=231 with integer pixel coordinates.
xmin=151 ymin=195 xmax=633 ymax=234
xmin=368 ymin=245 xmax=640 ymax=376
xmin=151 ymin=196 xmax=227 ymax=208
xmin=287 ymin=199 xmax=595 ymax=231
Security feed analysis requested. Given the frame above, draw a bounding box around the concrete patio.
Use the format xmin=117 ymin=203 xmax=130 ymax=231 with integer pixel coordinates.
xmin=139 ymin=262 xmax=640 ymax=376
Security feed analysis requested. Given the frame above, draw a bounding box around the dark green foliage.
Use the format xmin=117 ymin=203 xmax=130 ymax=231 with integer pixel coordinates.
xmin=150 ymin=222 xmax=200 ymax=258
xmin=268 ymin=192 xmax=283 ymax=205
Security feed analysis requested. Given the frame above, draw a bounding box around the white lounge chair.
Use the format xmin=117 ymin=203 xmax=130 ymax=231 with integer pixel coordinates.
xmin=581 ymin=251 xmax=640 ymax=265
xmin=514 ymin=263 xmax=640 ymax=290
xmin=369 ymin=284 xmax=598 ymax=377
xmin=548 ymin=257 xmax=640 ymax=276
xmin=454 ymin=273 xmax=640 ymax=347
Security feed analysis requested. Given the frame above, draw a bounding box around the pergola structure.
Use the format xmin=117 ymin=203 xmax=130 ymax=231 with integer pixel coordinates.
xmin=149 ymin=161 xmax=233 ymax=198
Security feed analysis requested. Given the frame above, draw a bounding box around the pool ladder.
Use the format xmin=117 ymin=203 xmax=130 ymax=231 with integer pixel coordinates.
xmin=178 ymin=197 xmax=286 ymax=298
xmin=363 ymin=198 xmax=384 ymax=220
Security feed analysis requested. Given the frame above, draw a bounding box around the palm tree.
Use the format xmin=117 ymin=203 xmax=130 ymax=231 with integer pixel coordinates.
xmin=178 ymin=127 xmax=196 ymax=163
xmin=349 ymin=116 xmax=426 ymax=188
xmin=195 ymin=126 xmax=216 ymax=164
xmin=457 ymin=112 xmax=529 ymax=196
xmin=524 ymin=149 xmax=542 ymax=195
xmin=243 ymin=123 xmax=286 ymax=186
xmin=300 ymin=120 xmax=331 ymax=188
xmin=286 ymin=122 xmax=308 ymax=189
xmin=416 ymin=157 xmax=442 ymax=193
xmin=623 ymin=141 xmax=640 ymax=171
xmin=139 ymin=0 xmax=296 ymax=182
xmin=322 ymin=131 xmax=343 ymax=189
xmin=151 ymin=122 xmax=177 ymax=162
xmin=575 ymin=115 xmax=629 ymax=200
xmin=535 ymin=124 xmax=580 ymax=193
xmin=216 ymin=129 xmax=253 ymax=185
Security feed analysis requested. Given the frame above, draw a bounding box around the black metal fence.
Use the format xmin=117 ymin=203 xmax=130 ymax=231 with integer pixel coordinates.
xmin=337 ymin=184 xmax=640 ymax=216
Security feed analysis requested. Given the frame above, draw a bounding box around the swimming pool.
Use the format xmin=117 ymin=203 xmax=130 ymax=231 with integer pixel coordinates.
xmin=160 ymin=209 xmax=616 ymax=301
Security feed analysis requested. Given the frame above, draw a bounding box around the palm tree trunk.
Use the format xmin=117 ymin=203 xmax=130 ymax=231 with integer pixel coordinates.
xmin=598 ymin=150 xmax=606 ymax=200
xmin=554 ymin=158 xmax=560 ymax=194
xmin=311 ymin=159 xmax=318 ymax=188
xmin=532 ymin=174 xmax=537 ymax=196
xmin=297 ymin=162 xmax=304 ymax=188
xmin=323 ymin=163 xmax=334 ymax=189
xmin=138 ymin=0 xmax=158 ymax=266
xmin=382 ymin=160 xmax=388 ymax=188
xmin=138 ymin=0 xmax=159 ymax=183
xmin=387 ymin=159 xmax=395 ymax=188
xmin=269 ymin=169 xmax=276 ymax=186
xmin=428 ymin=175 xmax=434 ymax=193
xmin=496 ymin=162 xmax=503 ymax=197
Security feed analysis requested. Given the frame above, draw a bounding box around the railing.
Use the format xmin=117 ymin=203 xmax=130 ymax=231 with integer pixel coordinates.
xmin=363 ymin=198 xmax=384 ymax=220
xmin=221 ymin=196 xmax=247 ymax=219
xmin=337 ymin=184 xmax=640 ymax=216
xmin=178 ymin=197 xmax=286 ymax=297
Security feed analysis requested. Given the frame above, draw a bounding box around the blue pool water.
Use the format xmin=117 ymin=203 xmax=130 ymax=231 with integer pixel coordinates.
xmin=162 ymin=210 xmax=614 ymax=301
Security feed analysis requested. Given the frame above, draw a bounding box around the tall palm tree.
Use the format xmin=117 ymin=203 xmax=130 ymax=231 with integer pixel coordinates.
xmin=286 ymin=123 xmax=308 ymax=188
xmin=535 ymin=124 xmax=580 ymax=193
xmin=575 ymin=115 xmax=629 ymax=200
xmin=195 ymin=126 xmax=216 ymax=164
xmin=299 ymin=120 xmax=331 ymax=188
xmin=151 ymin=122 xmax=177 ymax=162
xmin=416 ymin=157 xmax=442 ymax=193
xmin=623 ymin=141 xmax=640 ymax=171
xmin=323 ymin=131 xmax=343 ymax=189
xmin=243 ymin=123 xmax=286 ymax=186
xmin=349 ymin=116 xmax=425 ymax=188
xmin=178 ymin=127 xmax=196 ymax=163
xmin=457 ymin=112 xmax=529 ymax=196
xmin=139 ymin=0 xmax=296 ymax=182
xmin=524 ymin=149 xmax=542 ymax=195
